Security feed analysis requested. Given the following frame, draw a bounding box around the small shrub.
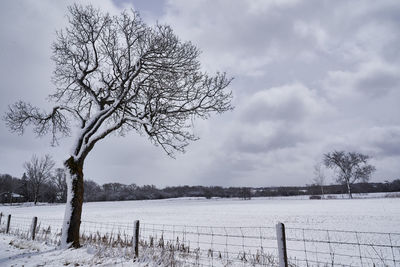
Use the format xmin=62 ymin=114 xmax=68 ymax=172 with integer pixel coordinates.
xmin=385 ymin=192 xmax=400 ymax=198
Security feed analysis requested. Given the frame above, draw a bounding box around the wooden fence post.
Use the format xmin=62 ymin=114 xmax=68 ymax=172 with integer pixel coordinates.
xmin=133 ymin=220 xmax=140 ymax=259
xmin=276 ymin=222 xmax=288 ymax=267
xmin=31 ymin=216 xmax=38 ymax=240
xmin=6 ymin=214 xmax=11 ymax=234
xmin=0 ymin=212 xmax=2 ymax=225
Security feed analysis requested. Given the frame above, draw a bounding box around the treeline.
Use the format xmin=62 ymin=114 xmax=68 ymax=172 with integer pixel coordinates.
xmin=0 ymin=173 xmax=65 ymax=204
xmin=1 ymin=173 xmax=400 ymax=204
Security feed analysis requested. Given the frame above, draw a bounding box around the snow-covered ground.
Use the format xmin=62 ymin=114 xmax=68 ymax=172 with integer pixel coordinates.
xmin=1 ymin=194 xmax=399 ymax=266
xmin=1 ymin=193 xmax=399 ymax=232
xmin=0 ymin=234 xmax=134 ymax=266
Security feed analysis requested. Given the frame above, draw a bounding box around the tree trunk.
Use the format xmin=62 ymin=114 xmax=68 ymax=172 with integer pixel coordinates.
xmin=61 ymin=156 xmax=84 ymax=248
xmin=320 ymin=185 xmax=324 ymax=199
xmin=347 ymin=182 xmax=353 ymax=199
xmin=34 ymin=189 xmax=38 ymax=205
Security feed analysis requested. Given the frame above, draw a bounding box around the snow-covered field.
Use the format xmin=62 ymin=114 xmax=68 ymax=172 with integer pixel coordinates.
xmin=1 ymin=194 xmax=399 ymax=266
xmin=1 ymin=194 xmax=399 ymax=232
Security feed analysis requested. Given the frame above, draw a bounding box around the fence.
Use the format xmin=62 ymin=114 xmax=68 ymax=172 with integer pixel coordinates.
xmin=0 ymin=212 xmax=399 ymax=266
xmin=285 ymin=227 xmax=400 ymax=266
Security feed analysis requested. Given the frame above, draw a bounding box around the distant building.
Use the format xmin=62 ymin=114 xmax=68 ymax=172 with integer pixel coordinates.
xmin=0 ymin=192 xmax=25 ymax=204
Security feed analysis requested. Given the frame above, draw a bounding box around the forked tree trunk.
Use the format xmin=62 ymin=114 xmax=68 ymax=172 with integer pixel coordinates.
xmin=62 ymin=156 xmax=84 ymax=248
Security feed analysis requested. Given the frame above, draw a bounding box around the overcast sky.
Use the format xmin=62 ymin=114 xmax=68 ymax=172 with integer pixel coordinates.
xmin=1 ymin=0 xmax=399 ymax=187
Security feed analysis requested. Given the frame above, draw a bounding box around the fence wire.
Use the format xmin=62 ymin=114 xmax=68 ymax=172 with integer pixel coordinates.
xmin=0 ymin=212 xmax=399 ymax=266
xmin=139 ymin=223 xmax=278 ymax=266
xmin=285 ymin=227 xmax=400 ymax=266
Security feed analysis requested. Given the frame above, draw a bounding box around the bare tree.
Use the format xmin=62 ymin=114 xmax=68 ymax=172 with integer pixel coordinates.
xmin=51 ymin=168 xmax=68 ymax=202
xmin=23 ymin=154 xmax=55 ymax=205
xmin=312 ymin=162 xmax=325 ymax=198
xmin=4 ymin=5 xmax=232 ymax=248
xmin=323 ymin=151 xmax=376 ymax=199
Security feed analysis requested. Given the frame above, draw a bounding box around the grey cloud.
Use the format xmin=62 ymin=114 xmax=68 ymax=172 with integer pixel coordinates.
xmin=231 ymin=126 xmax=309 ymax=154
xmin=240 ymin=93 xmax=308 ymax=124
xmin=162 ymin=0 xmax=338 ymax=77
xmin=368 ymin=127 xmax=400 ymax=157
xmin=357 ymin=70 xmax=399 ymax=97
xmin=239 ymin=83 xmax=328 ymax=124
xmin=162 ymin=0 xmax=400 ymax=82
xmin=318 ymin=126 xmax=400 ymax=161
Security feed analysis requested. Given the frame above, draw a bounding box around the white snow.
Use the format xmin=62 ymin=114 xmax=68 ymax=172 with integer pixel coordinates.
xmin=1 ymin=195 xmax=399 ymax=266
xmin=0 ymin=234 xmax=134 ymax=266
xmin=1 ymin=194 xmax=399 ymax=233
xmin=60 ymin=169 xmax=74 ymax=248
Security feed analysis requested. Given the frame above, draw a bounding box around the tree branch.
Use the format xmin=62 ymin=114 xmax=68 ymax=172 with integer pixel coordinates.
xmin=4 ymin=101 xmax=70 ymax=145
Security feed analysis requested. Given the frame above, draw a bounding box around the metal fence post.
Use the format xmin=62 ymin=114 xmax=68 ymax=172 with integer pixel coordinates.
xmin=6 ymin=214 xmax=11 ymax=234
xmin=133 ymin=220 xmax=140 ymax=259
xmin=31 ymin=216 xmax=38 ymax=240
xmin=276 ymin=222 xmax=288 ymax=267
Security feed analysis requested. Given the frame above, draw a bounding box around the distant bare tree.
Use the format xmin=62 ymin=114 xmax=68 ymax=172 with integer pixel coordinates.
xmin=51 ymin=168 xmax=68 ymax=202
xmin=24 ymin=154 xmax=55 ymax=205
xmin=19 ymin=173 xmax=31 ymax=201
xmin=4 ymin=5 xmax=232 ymax=247
xmin=240 ymin=187 xmax=252 ymax=200
xmin=83 ymin=179 xmax=102 ymax=202
xmin=0 ymin=174 xmax=16 ymax=194
xmin=313 ymin=163 xmax=325 ymax=198
xmin=323 ymin=151 xmax=376 ymax=198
